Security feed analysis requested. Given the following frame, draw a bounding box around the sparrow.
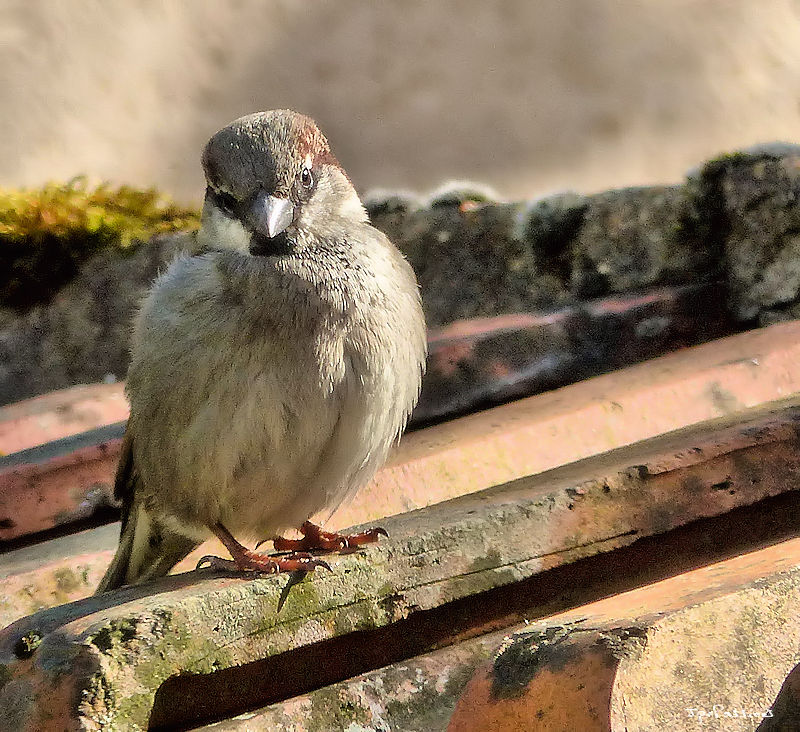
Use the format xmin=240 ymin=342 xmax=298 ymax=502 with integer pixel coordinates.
xmin=96 ymin=110 xmax=426 ymax=592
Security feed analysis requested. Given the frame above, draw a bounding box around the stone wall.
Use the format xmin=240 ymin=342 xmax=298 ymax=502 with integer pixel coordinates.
xmin=3 ymin=145 xmax=800 ymax=408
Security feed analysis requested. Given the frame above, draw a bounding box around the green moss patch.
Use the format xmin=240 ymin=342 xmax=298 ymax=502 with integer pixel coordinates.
xmin=0 ymin=178 xmax=199 ymax=310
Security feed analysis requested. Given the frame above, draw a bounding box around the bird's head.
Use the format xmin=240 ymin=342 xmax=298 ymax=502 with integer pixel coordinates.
xmin=198 ymin=110 xmax=366 ymax=256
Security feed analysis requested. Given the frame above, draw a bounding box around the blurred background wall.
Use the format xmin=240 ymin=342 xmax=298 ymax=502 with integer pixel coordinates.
xmin=2 ymin=0 xmax=800 ymax=203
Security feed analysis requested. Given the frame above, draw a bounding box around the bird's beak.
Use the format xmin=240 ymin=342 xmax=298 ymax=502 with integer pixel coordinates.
xmin=251 ymin=192 xmax=294 ymax=239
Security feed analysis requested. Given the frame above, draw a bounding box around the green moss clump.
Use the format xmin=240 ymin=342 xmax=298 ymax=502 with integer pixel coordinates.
xmin=13 ymin=631 xmax=43 ymax=659
xmin=0 ymin=177 xmax=199 ymax=310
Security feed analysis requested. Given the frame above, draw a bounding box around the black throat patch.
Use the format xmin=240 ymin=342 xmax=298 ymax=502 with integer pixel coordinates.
xmin=249 ymin=231 xmax=293 ymax=256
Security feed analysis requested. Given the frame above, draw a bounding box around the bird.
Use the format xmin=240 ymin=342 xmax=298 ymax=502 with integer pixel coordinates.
xmin=96 ymin=110 xmax=427 ymax=592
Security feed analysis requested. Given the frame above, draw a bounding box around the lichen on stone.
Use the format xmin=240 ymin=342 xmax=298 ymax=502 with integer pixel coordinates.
xmin=491 ymin=626 xmax=576 ymax=699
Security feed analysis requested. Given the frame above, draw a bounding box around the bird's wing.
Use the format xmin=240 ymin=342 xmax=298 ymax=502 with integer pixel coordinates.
xmin=114 ymin=426 xmax=137 ymax=537
xmin=95 ymin=424 xmax=198 ymax=593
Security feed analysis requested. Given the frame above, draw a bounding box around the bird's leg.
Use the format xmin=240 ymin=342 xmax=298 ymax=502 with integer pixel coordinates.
xmin=272 ymin=520 xmax=388 ymax=553
xmin=197 ymin=522 xmax=330 ymax=574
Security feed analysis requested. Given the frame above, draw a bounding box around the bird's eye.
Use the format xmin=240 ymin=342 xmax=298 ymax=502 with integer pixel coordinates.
xmin=300 ymin=167 xmax=314 ymax=189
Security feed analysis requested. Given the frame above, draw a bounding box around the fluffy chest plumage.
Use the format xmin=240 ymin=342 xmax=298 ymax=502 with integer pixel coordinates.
xmin=126 ymin=242 xmax=425 ymax=536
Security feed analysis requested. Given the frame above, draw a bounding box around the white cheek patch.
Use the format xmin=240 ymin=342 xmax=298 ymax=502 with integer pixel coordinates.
xmin=197 ymin=205 xmax=252 ymax=253
xmin=321 ymin=167 xmax=367 ymax=222
xmin=218 ymin=216 xmax=252 ymax=253
xmin=338 ymin=188 xmax=368 ymax=222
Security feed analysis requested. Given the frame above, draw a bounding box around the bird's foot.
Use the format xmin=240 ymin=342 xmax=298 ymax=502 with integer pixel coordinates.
xmin=197 ymin=549 xmax=330 ymax=575
xmin=271 ymin=520 xmax=388 ymax=553
xmin=203 ymin=521 xmax=331 ymax=576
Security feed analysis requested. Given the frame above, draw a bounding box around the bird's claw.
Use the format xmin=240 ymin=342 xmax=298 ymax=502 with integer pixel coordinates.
xmin=196 ymin=550 xmax=330 ymax=575
xmin=272 ymin=521 xmax=389 ymax=553
xmin=196 ymin=554 xmax=237 ymax=572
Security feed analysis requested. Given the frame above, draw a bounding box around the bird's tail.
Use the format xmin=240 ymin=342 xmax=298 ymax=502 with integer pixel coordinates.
xmin=95 ymin=502 xmax=199 ymax=594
